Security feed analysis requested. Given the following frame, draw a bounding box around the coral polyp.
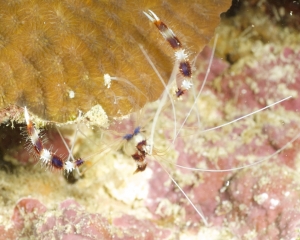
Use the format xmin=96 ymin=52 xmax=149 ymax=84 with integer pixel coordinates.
xmin=0 ymin=0 xmax=231 ymax=123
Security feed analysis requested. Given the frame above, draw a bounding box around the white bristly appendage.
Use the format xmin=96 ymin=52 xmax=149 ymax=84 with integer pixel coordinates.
xmin=64 ymin=160 xmax=76 ymax=174
xmin=175 ymin=49 xmax=189 ymax=61
xmin=23 ymin=107 xmax=84 ymax=174
xmin=143 ymin=10 xmax=193 ymax=96
xmin=181 ymin=79 xmax=193 ymax=90
xmin=39 ymin=148 xmax=51 ymax=165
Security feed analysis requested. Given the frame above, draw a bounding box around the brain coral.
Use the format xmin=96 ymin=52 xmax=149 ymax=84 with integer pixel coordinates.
xmin=0 ymin=0 xmax=231 ymax=123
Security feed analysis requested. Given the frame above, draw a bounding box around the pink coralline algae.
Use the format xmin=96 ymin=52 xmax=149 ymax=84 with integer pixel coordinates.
xmin=215 ymin=46 xmax=300 ymax=113
xmin=144 ymin=45 xmax=300 ymax=238
xmin=4 ymin=198 xmax=171 ymax=239
xmin=10 ymin=198 xmax=113 ymax=239
xmin=222 ymin=163 xmax=300 ymax=239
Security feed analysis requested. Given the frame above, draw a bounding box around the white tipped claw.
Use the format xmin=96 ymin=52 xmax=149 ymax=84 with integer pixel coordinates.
xmin=143 ymin=10 xmax=160 ymax=22
xmin=24 ymin=106 xmax=30 ymax=125
xmin=143 ymin=11 xmax=154 ymax=22
xmin=148 ymin=10 xmax=160 ymax=20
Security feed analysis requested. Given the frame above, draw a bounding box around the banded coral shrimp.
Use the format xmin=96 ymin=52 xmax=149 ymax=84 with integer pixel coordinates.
xmin=57 ymin=13 xmax=300 ymax=239
xmin=2 ymin=6 xmax=300 ymax=240
xmin=40 ymin=24 xmax=296 ymax=240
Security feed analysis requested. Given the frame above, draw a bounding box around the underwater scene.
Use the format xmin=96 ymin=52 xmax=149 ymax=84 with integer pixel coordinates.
xmin=0 ymin=0 xmax=300 ymax=239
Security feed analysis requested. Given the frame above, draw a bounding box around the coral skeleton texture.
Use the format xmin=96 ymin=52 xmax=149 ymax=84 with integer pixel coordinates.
xmin=0 ymin=0 xmax=230 ymax=123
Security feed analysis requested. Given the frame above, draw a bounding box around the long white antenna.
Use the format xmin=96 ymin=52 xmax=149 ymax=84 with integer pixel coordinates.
xmin=198 ymin=96 xmax=292 ymax=134
xmin=174 ymin=34 xmax=219 ymax=143
xmin=160 ymin=165 xmax=208 ymax=226
xmin=139 ymin=45 xmax=178 ymax=155
xmin=172 ymin=129 xmax=300 ymax=172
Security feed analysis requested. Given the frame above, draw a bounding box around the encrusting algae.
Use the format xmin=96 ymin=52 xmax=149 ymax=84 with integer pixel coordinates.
xmin=0 ymin=0 xmax=231 ymax=123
